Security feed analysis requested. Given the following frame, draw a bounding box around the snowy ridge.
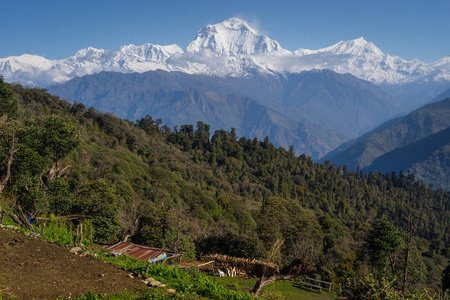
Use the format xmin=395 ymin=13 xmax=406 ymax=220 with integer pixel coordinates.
xmin=0 ymin=43 xmax=183 ymax=86
xmin=293 ymin=37 xmax=432 ymax=83
xmin=1 ymin=17 xmax=449 ymax=87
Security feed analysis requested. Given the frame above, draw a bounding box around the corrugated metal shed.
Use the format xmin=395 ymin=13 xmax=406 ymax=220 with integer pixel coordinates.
xmin=101 ymin=242 xmax=181 ymax=263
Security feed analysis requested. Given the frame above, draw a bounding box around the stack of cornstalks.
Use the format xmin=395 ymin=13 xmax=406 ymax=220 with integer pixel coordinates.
xmin=200 ymin=254 xmax=279 ymax=278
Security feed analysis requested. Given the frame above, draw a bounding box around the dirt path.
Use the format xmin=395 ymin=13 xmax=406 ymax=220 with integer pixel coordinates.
xmin=0 ymin=227 xmax=147 ymax=299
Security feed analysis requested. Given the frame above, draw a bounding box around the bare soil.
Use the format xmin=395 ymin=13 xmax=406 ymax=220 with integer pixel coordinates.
xmin=0 ymin=227 xmax=147 ymax=299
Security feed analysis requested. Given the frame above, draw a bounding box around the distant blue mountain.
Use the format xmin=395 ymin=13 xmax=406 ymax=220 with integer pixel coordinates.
xmin=48 ymin=69 xmax=397 ymax=159
xmin=323 ymin=97 xmax=450 ymax=189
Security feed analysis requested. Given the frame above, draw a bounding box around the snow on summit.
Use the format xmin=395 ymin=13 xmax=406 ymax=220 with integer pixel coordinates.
xmin=1 ymin=17 xmax=449 ymax=86
xmin=187 ymin=17 xmax=288 ymax=56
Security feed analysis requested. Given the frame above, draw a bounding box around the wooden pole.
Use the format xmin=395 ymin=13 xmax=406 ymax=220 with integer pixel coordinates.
xmin=78 ymin=223 xmax=83 ymax=247
xmin=41 ymin=222 xmax=46 ymax=236
xmin=73 ymin=224 xmax=77 ymax=247
xmin=0 ymin=206 xmax=4 ymax=224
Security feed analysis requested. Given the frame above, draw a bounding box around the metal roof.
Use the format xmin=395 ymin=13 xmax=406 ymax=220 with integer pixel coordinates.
xmin=101 ymin=242 xmax=180 ymax=262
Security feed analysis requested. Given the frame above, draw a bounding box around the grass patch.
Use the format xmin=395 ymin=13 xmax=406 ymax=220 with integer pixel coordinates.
xmin=215 ymin=277 xmax=336 ymax=300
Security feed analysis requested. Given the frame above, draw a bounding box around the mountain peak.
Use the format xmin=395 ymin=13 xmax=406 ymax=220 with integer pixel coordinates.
xmin=186 ymin=18 xmax=285 ymax=56
xmin=220 ymin=17 xmax=257 ymax=33
xmin=352 ymin=37 xmax=368 ymax=45
xmin=73 ymin=47 xmax=105 ymax=60
xmin=328 ymin=37 xmax=383 ymax=56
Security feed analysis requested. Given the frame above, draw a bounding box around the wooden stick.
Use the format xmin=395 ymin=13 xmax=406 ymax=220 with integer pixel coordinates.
xmin=0 ymin=206 xmax=4 ymax=224
xmin=197 ymin=261 xmax=215 ymax=267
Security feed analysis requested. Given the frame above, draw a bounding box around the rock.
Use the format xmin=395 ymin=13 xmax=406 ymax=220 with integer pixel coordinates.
xmin=80 ymin=251 xmax=90 ymax=257
xmin=23 ymin=232 xmax=31 ymax=237
xmin=148 ymin=280 xmax=165 ymax=288
xmin=1 ymin=225 xmax=18 ymax=230
xmin=31 ymin=232 xmax=40 ymax=238
xmin=69 ymin=247 xmax=83 ymax=253
xmin=142 ymin=277 xmax=154 ymax=284
xmin=167 ymin=289 xmax=176 ymax=294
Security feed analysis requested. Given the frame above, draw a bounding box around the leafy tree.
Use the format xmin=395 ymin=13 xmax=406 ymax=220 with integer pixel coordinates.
xmin=132 ymin=210 xmax=176 ymax=249
xmin=193 ymin=121 xmax=210 ymax=150
xmin=6 ymin=116 xmax=79 ymax=214
xmin=135 ymin=115 xmax=162 ymax=135
xmin=365 ymin=216 xmax=403 ymax=274
xmin=0 ymin=76 xmax=17 ymax=119
xmin=73 ymin=179 xmax=122 ymax=243
xmin=257 ymin=197 xmax=323 ymax=261
xmin=319 ymin=214 xmax=337 ymax=252
xmin=0 ymin=79 xmax=18 ymax=196
xmin=47 ymin=178 xmax=73 ymax=216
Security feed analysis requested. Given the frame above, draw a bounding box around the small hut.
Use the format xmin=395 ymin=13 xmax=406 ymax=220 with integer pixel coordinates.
xmin=101 ymin=242 xmax=183 ymax=264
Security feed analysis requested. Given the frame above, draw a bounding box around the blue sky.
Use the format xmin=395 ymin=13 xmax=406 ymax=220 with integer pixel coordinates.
xmin=1 ymin=0 xmax=449 ymax=62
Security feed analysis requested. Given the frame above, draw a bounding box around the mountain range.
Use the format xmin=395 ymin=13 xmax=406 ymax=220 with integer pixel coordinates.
xmin=2 ymin=18 xmax=450 ymax=91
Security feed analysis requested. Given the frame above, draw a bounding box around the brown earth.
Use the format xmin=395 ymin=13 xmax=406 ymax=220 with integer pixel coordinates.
xmin=0 ymin=227 xmax=147 ymax=299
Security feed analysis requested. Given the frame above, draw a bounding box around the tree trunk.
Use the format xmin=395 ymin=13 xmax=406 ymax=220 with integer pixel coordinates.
xmin=389 ymin=254 xmax=396 ymax=274
xmin=122 ymin=234 xmax=131 ymax=242
xmin=251 ymin=258 xmax=311 ymax=296
xmin=252 ymin=273 xmax=296 ymax=296
xmin=48 ymin=162 xmax=58 ymax=181
xmin=0 ymin=131 xmax=19 ymax=196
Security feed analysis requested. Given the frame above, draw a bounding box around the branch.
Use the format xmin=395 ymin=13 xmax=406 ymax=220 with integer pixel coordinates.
xmin=57 ymin=165 xmax=71 ymax=177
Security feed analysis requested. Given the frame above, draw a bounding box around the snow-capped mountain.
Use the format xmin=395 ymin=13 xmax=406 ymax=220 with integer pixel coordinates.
xmin=292 ymin=37 xmax=439 ymax=84
xmin=1 ymin=17 xmax=449 ymax=87
xmin=0 ymin=43 xmax=182 ymax=86
xmin=187 ymin=17 xmax=290 ymax=56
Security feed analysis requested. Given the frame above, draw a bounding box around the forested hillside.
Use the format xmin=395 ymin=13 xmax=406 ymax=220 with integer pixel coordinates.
xmin=1 ymin=78 xmax=449 ymax=296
